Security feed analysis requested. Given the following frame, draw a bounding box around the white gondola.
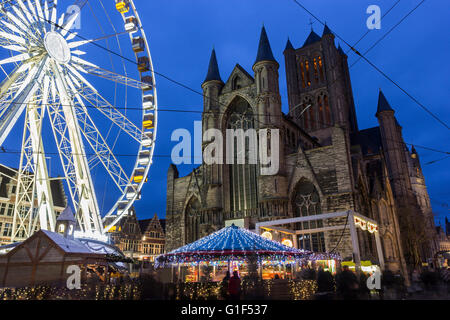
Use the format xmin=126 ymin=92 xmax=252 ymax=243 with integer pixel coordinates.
xmin=143 ymin=93 xmax=154 ymax=110
xmin=126 ymin=185 xmax=138 ymax=200
xmin=117 ymin=201 xmax=128 ymax=215
xmin=142 ymin=132 xmax=153 ymax=147
xmin=124 ymin=16 xmax=138 ymax=33
xmin=132 ymin=37 xmax=145 ymax=53
xmin=138 ymin=150 xmax=151 ymax=166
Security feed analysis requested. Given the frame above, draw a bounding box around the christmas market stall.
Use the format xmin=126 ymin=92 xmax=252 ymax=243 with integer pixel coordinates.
xmin=155 ymin=224 xmax=340 ymax=282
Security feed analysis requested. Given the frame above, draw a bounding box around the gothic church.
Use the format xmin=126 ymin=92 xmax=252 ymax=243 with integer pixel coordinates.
xmin=165 ymin=25 xmax=437 ymax=273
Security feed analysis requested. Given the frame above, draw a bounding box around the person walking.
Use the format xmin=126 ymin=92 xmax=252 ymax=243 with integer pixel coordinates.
xmin=228 ymin=271 xmax=242 ymax=300
xmin=220 ymin=271 xmax=231 ymax=300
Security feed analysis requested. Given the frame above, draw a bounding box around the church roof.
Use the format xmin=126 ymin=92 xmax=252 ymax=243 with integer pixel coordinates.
xmin=350 ymin=126 xmax=382 ymax=156
xmin=255 ymin=26 xmax=276 ymax=64
xmin=57 ymin=206 xmax=76 ymax=222
xmin=303 ymin=30 xmax=321 ymax=47
xmin=203 ymin=48 xmax=223 ymax=84
xmin=377 ymin=90 xmax=394 ymax=114
xmin=322 ymin=24 xmax=333 ymax=37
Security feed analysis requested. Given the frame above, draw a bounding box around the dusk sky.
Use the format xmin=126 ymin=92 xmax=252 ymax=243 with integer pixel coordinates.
xmin=1 ymin=0 xmax=448 ymax=227
xmin=131 ymin=0 xmax=449 ymax=226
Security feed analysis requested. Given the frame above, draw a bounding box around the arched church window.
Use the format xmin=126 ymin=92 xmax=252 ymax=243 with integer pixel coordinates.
xmin=185 ymin=197 xmax=201 ymax=243
xmin=318 ymin=56 xmax=324 ymax=82
xmin=305 ymin=60 xmax=311 ymax=86
xmin=317 ymin=95 xmax=324 ymax=128
xmin=299 ymin=62 xmax=306 ymax=88
xmin=324 ymin=94 xmax=331 ymax=125
xmin=232 ymin=76 xmax=242 ymax=90
xmin=313 ymin=57 xmax=319 ymax=83
xmin=227 ymin=97 xmax=258 ymax=212
xmin=292 ymin=180 xmax=325 ymax=252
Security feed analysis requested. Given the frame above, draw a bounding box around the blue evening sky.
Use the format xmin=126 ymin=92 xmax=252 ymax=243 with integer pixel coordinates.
xmin=133 ymin=0 xmax=449 ymax=226
xmin=0 ymin=0 xmax=448 ymax=227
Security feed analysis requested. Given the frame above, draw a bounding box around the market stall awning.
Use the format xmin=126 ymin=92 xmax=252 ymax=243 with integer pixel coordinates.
xmin=156 ymin=224 xmax=318 ymax=267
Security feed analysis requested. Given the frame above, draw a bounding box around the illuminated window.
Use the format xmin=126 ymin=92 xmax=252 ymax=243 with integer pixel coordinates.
xmin=58 ymin=224 xmax=65 ymax=233
xmin=292 ymin=180 xmax=325 ymax=252
xmin=300 ymin=62 xmax=306 ymax=88
xmin=318 ymin=56 xmax=324 ymax=82
xmin=313 ymin=58 xmax=319 ymax=83
xmin=227 ymin=97 xmax=258 ymax=212
xmin=305 ymin=60 xmax=311 ymax=86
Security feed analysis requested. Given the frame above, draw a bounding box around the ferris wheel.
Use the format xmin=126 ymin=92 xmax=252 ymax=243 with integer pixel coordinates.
xmin=0 ymin=0 xmax=157 ymax=241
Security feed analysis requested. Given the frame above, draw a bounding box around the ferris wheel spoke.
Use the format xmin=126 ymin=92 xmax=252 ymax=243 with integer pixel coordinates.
xmin=76 ymin=85 xmax=143 ymax=143
xmin=71 ymin=61 xmax=147 ymax=89
xmin=67 ymin=81 xmax=130 ymax=192
xmin=0 ymin=58 xmax=47 ymax=147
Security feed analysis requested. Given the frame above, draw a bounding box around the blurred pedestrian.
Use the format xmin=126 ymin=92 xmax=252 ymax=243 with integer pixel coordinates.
xmin=228 ymin=271 xmax=241 ymax=300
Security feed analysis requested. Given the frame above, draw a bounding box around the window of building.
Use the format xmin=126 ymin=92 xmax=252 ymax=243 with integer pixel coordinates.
xmin=305 ymin=60 xmax=311 ymax=86
xmin=3 ymin=223 xmax=12 ymax=237
xmin=313 ymin=57 xmax=319 ymax=83
xmin=185 ymin=197 xmax=201 ymax=244
xmin=292 ymin=180 xmax=325 ymax=252
xmin=227 ymin=97 xmax=258 ymax=212
xmin=299 ymin=62 xmax=306 ymax=88
xmin=318 ymin=56 xmax=324 ymax=82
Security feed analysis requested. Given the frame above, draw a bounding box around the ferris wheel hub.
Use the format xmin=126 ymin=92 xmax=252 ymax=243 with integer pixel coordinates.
xmin=44 ymin=32 xmax=71 ymax=64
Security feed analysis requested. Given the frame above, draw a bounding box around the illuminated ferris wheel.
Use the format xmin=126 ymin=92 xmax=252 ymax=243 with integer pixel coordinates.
xmin=0 ymin=0 xmax=157 ymax=241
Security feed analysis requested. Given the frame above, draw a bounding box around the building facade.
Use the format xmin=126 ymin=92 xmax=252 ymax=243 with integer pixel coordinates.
xmin=165 ymin=26 xmax=437 ymax=274
xmin=0 ymin=165 xmax=67 ymax=245
xmin=105 ymin=209 xmax=165 ymax=262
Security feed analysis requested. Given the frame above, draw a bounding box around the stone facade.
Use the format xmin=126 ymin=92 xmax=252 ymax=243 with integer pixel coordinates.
xmin=166 ymin=26 xmax=437 ymax=275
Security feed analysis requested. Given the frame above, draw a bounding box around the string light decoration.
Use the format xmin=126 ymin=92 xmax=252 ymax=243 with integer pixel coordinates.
xmin=156 ymin=224 xmax=341 ymax=268
xmin=155 ymin=224 xmax=313 ymax=267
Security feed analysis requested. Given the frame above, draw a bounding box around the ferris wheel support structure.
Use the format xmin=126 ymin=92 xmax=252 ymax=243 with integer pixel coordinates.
xmin=0 ymin=0 xmax=158 ymax=242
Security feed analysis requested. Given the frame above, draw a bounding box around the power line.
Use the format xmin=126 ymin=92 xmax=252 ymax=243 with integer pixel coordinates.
xmin=291 ymin=0 xmax=450 ymax=130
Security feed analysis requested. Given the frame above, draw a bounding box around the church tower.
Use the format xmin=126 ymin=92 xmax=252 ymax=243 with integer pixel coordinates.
xmin=55 ymin=207 xmax=76 ymax=239
xmin=253 ymin=26 xmax=288 ymax=210
xmin=284 ymin=25 xmax=358 ymax=144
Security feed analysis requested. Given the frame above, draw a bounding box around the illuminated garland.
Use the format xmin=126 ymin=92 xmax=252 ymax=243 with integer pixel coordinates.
xmin=156 ymin=225 xmax=341 ymax=268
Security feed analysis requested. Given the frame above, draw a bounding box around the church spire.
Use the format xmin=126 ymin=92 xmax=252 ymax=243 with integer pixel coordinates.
xmin=255 ymin=26 xmax=276 ymax=64
xmin=203 ymin=48 xmax=223 ymax=84
xmin=376 ymin=89 xmax=394 ymax=115
xmin=284 ymin=37 xmax=294 ymax=52
xmin=322 ymin=23 xmax=333 ymax=37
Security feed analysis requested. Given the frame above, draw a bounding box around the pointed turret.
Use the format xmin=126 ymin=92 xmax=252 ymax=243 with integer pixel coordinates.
xmin=255 ymin=26 xmax=276 ymax=64
xmin=322 ymin=24 xmax=333 ymax=37
xmin=337 ymin=44 xmax=345 ymax=55
xmin=203 ymin=48 xmax=223 ymax=84
xmin=376 ymin=90 xmax=394 ymax=115
xmin=56 ymin=206 xmax=76 ymax=239
xmin=284 ymin=38 xmax=294 ymax=52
